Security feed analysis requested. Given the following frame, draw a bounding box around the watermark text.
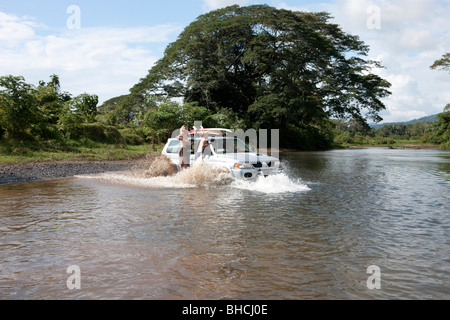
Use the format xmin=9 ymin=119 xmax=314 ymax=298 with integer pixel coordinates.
xmin=66 ymin=5 xmax=81 ymax=30
xmin=367 ymin=5 xmax=381 ymax=30
xmin=367 ymin=265 xmax=381 ymax=290
xmin=66 ymin=265 xmax=81 ymax=290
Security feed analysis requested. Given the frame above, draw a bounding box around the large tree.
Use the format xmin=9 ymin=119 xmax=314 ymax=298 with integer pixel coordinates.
xmin=35 ymin=74 xmax=72 ymax=124
xmin=430 ymin=53 xmax=450 ymax=149
xmin=130 ymin=5 xmax=391 ymax=142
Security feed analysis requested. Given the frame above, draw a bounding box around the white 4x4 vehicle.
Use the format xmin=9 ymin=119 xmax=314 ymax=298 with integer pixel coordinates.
xmin=161 ymin=129 xmax=283 ymax=180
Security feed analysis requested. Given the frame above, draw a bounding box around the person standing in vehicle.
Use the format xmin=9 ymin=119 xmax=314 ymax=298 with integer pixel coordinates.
xmin=195 ymin=131 xmax=213 ymax=162
xmin=178 ymin=125 xmax=191 ymax=170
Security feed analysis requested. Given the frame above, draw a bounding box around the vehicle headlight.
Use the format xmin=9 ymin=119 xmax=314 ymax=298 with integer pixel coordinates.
xmin=234 ymin=163 xmax=252 ymax=169
xmin=274 ymin=161 xmax=282 ymax=168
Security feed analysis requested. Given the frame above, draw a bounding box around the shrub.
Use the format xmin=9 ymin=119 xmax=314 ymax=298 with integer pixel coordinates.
xmin=58 ymin=106 xmax=85 ymax=139
xmin=281 ymin=124 xmax=332 ymax=150
xmin=119 ymin=128 xmax=144 ymax=145
xmin=81 ymin=123 xmax=124 ymax=144
xmin=0 ymin=75 xmax=40 ymax=138
xmin=334 ymin=132 xmax=352 ymax=145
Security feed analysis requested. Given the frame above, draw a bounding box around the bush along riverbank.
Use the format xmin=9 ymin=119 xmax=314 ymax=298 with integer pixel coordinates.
xmin=0 ymin=135 xmax=159 ymax=165
xmin=1 ymin=73 xmax=448 ymax=155
xmin=331 ymin=112 xmax=449 ymax=150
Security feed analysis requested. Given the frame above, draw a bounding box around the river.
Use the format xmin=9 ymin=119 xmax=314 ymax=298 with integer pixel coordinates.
xmin=0 ymin=148 xmax=449 ymax=300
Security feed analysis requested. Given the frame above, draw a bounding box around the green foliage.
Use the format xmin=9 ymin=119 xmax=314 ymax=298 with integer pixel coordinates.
xmin=208 ymin=107 xmax=247 ymax=130
xmin=127 ymin=5 xmax=391 ymax=149
xmin=332 ymin=108 xmax=450 ymax=149
xmin=97 ymin=94 xmax=131 ymax=125
xmin=58 ymin=106 xmax=125 ymax=145
xmin=119 ymin=128 xmax=144 ymax=145
xmin=430 ymin=53 xmax=450 ymax=73
xmin=0 ymin=74 xmax=139 ymax=159
xmin=58 ymin=103 xmax=85 ymax=139
xmin=430 ymin=110 xmax=450 ymax=149
xmin=35 ymin=74 xmax=72 ymax=125
xmin=138 ymin=97 xmax=211 ymax=143
xmin=80 ymin=123 xmax=124 ymax=145
xmin=0 ymin=75 xmax=40 ymax=139
xmin=282 ymin=123 xmax=333 ymax=150
xmin=67 ymin=93 xmax=99 ymax=123
xmin=334 ymin=132 xmax=352 ymax=145
xmin=430 ymin=53 xmax=450 ymax=149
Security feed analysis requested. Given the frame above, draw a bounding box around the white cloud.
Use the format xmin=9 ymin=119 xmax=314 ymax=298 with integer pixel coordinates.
xmin=327 ymin=0 xmax=450 ymax=122
xmin=0 ymin=12 xmax=36 ymax=45
xmin=202 ymin=0 xmax=251 ymax=11
xmin=399 ymin=30 xmax=437 ymax=52
xmin=0 ymin=12 xmax=182 ymax=103
xmin=380 ymin=74 xmax=428 ymax=122
xmin=276 ymin=2 xmax=313 ymax=12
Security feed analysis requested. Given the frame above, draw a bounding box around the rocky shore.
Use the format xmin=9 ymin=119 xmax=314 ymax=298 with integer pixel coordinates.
xmin=0 ymin=160 xmax=136 ymax=185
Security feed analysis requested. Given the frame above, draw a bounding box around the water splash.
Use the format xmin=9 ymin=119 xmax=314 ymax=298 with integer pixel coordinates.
xmin=143 ymin=155 xmax=178 ymax=178
xmin=231 ymin=173 xmax=310 ymax=194
xmin=78 ymin=157 xmax=233 ymax=189
xmin=77 ymin=155 xmax=309 ymax=193
xmin=172 ymin=161 xmax=233 ymax=187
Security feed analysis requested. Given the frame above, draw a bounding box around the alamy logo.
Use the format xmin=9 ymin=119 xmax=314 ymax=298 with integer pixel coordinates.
xmin=366 ymin=265 xmax=381 ymax=290
xmin=366 ymin=5 xmax=381 ymax=30
xmin=66 ymin=265 xmax=81 ymax=290
xmin=171 ymin=121 xmax=280 ymax=161
xmin=66 ymin=5 xmax=81 ymax=30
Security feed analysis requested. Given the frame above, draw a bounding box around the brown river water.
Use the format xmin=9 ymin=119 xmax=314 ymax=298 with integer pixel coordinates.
xmin=0 ymin=148 xmax=449 ymax=300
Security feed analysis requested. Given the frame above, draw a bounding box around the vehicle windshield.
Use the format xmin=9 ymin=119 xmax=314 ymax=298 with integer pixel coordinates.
xmin=211 ymin=138 xmax=251 ymax=154
xmin=165 ymin=138 xmax=252 ymax=155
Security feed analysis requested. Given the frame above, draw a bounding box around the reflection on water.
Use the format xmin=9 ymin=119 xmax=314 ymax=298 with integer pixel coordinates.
xmin=0 ymin=148 xmax=449 ymax=299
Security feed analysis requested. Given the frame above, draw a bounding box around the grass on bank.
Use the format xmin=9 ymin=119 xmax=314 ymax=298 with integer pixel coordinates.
xmin=333 ymin=134 xmax=441 ymax=149
xmin=0 ymin=122 xmax=166 ymax=165
xmin=0 ymin=138 xmax=162 ymax=165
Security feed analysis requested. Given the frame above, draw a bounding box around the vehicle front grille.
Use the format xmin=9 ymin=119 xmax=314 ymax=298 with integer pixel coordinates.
xmin=252 ymin=162 xmax=272 ymax=168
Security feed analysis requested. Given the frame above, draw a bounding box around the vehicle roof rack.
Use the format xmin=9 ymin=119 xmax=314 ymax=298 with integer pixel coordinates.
xmin=189 ymin=128 xmax=233 ymax=136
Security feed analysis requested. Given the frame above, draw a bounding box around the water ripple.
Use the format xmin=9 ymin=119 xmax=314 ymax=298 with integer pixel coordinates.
xmin=1 ymin=149 xmax=449 ymax=299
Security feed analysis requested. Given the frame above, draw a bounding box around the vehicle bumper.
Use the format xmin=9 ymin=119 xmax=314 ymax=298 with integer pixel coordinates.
xmin=230 ymin=168 xmax=284 ymax=180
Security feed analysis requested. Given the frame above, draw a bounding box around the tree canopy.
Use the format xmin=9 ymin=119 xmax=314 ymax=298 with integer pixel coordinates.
xmin=130 ymin=4 xmax=391 ymax=138
xmin=430 ymin=53 xmax=450 ymax=73
xmin=429 ymin=53 xmax=450 ymax=149
xmin=0 ymin=75 xmax=39 ymax=138
xmin=0 ymin=74 xmax=99 ymax=140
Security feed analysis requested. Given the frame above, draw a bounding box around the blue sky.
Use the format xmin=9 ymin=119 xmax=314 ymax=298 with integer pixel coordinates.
xmin=0 ymin=0 xmax=201 ymax=28
xmin=1 ymin=0 xmax=449 ymax=123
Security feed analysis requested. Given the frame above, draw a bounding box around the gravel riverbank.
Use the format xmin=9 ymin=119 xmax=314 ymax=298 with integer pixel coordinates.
xmin=0 ymin=160 xmax=137 ymax=185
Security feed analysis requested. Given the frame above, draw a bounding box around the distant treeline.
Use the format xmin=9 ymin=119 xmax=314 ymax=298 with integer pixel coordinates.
xmin=0 ymin=74 xmax=145 ymax=153
xmin=332 ymin=109 xmax=450 ymax=149
xmin=369 ymin=115 xmax=438 ymax=130
xmin=1 ymin=74 xmax=449 ymax=154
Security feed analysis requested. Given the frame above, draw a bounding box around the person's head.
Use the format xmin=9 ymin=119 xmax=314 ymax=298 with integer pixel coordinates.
xmin=181 ymin=125 xmax=188 ymax=132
